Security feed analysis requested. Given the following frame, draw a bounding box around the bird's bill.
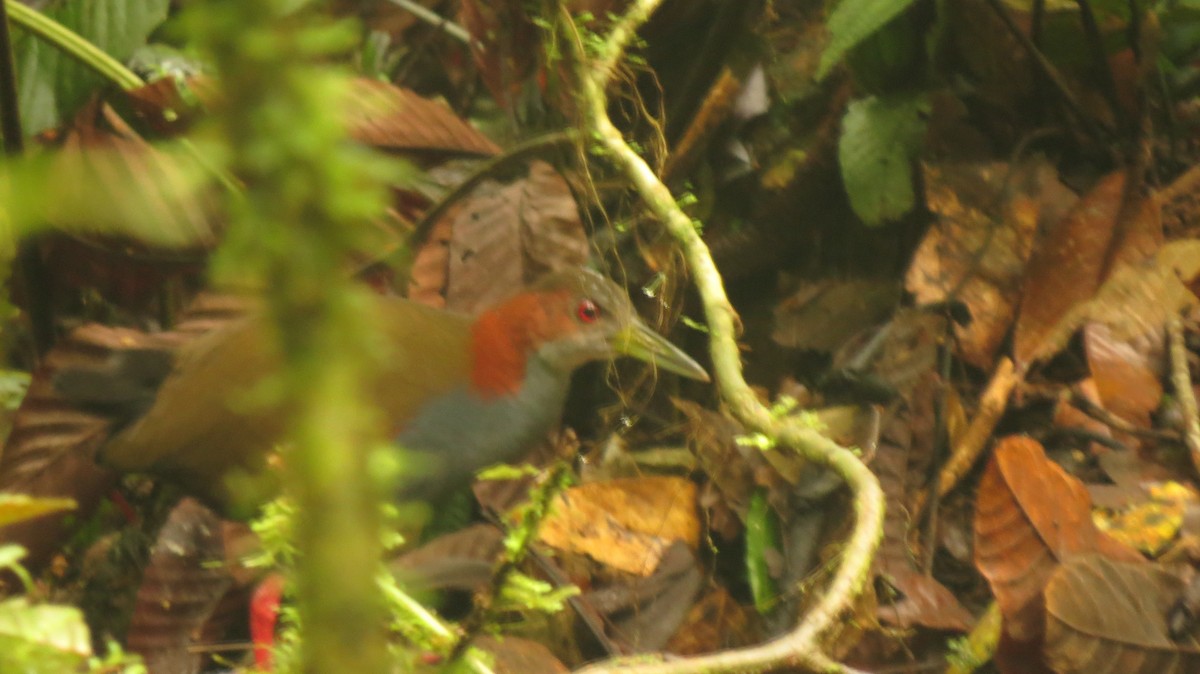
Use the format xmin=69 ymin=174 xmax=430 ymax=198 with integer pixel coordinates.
xmin=614 ymin=321 xmax=710 ymax=382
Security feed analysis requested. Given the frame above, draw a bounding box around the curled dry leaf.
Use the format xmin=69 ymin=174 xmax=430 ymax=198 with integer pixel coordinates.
xmin=907 ymin=159 xmax=1071 ymax=368
xmin=1045 ymin=555 xmax=1200 ymax=674
xmin=538 ymin=476 xmax=699 ymax=577
xmin=1013 ymin=172 xmax=1163 ymax=369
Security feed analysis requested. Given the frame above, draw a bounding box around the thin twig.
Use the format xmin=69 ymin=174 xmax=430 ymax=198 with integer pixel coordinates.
xmin=981 ymin=0 xmax=1112 ymax=141
xmin=937 ymin=358 xmax=1016 ymax=498
xmin=383 ymin=0 xmax=470 ymax=44
xmin=1067 ymin=389 xmax=1180 ymax=443
xmin=1169 ymin=315 xmax=1200 ymax=473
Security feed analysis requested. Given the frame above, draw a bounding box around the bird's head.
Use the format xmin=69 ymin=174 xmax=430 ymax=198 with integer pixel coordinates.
xmin=469 ymin=268 xmax=709 ymax=396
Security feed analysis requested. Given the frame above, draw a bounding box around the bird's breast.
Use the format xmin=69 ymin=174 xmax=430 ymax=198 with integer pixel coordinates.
xmin=393 ymin=355 xmax=572 ymax=498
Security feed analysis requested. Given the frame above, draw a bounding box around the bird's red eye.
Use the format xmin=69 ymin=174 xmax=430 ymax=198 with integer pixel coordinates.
xmin=576 ymin=299 xmax=600 ymax=323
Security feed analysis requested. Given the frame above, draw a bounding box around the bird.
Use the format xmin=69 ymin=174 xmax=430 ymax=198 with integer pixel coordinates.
xmin=54 ymin=268 xmax=709 ymax=515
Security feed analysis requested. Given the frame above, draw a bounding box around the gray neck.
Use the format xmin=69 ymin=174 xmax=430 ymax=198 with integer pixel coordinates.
xmin=395 ymin=355 xmax=573 ymax=499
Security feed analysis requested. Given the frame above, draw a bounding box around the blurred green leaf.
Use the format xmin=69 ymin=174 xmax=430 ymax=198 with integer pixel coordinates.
xmin=838 ymin=93 xmax=929 ymax=226
xmin=12 ymin=0 xmax=169 ymax=135
xmin=0 ymin=370 xmax=29 ymax=411
xmin=0 ymin=597 xmax=91 ymax=674
xmin=818 ymin=0 xmax=920 ymax=80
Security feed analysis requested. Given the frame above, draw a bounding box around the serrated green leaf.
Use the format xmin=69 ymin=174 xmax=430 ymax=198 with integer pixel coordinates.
xmin=817 ymin=0 xmax=920 ymax=80
xmin=13 ymin=0 xmax=169 ymax=135
xmin=838 ymin=93 xmax=929 ymax=226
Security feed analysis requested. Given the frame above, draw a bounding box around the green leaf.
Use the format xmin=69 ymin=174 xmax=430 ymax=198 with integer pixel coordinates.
xmin=838 ymin=93 xmax=929 ymax=226
xmin=745 ymin=489 xmax=781 ymax=614
xmin=0 ymin=598 xmax=91 ymax=674
xmin=817 ymin=0 xmax=920 ymax=80
xmin=12 ymin=0 xmax=169 ymax=135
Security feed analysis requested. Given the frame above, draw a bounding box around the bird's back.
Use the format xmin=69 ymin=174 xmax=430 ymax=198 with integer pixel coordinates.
xmin=97 ymin=296 xmax=474 ymax=511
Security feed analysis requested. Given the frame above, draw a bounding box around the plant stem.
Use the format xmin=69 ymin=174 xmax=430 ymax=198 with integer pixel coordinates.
xmin=4 ymin=0 xmax=143 ymax=91
xmin=555 ymin=1 xmax=885 ymax=672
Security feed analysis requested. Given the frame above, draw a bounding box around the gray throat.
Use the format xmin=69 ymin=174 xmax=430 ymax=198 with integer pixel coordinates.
xmin=394 ymin=354 xmax=573 ymax=500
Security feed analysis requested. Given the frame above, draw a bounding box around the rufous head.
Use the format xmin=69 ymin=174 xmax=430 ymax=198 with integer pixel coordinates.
xmin=469 ymin=268 xmax=709 ymax=397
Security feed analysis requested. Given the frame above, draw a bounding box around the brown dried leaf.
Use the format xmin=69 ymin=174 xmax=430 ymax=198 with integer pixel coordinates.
xmin=908 ymin=159 xmax=1068 ymax=368
xmin=1045 ymin=555 xmax=1200 ymax=674
xmin=974 ymin=436 xmax=1141 ymax=640
xmin=346 ymin=79 xmax=500 ymax=156
xmin=873 ymin=373 xmax=973 ymax=631
xmin=1084 ymin=322 xmax=1162 ymax=430
xmin=1029 ymin=239 xmax=1200 ymax=368
xmin=473 ymin=635 xmax=568 ymax=674
xmin=39 ymin=101 xmax=218 ymax=249
xmin=1013 ymin=172 xmax=1163 ymax=368
xmin=663 ymin=586 xmax=759 ymax=656
xmin=539 ymin=477 xmax=699 ymax=576
xmin=772 ymin=279 xmax=901 ymax=352
xmin=126 ymin=499 xmax=232 ymax=673
xmin=444 ymin=160 xmax=589 ymax=314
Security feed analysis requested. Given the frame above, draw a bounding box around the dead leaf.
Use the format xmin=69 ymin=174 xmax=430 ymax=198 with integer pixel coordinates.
xmin=444 ymin=161 xmax=590 ymax=314
xmin=1044 ymin=555 xmax=1200 ymax=674
xmin=974 ymin=436 xmax=1142 ymax=641
xmin=539 ymin=477 xmax=699 ymax=576
xmin=1083 ymin=323 xmax=1163 ymax=430
xmin=346 ymin=79 xmax=500 ymax=156
xmin=1013 ymin=172 xmax=1163 ymax=369
xmin=907 ymin=159 xmax=1070 ymax=368
xmin=772 ymin=279 xmax=901 ymax=352
xmin=126 ymin=499 xmax=233 ymax=673
xmin=1022 ymin=239 xmax=1200 ymax=367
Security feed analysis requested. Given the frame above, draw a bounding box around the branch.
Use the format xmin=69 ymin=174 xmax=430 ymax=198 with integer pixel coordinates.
xmin=554 ymin=2 xmax=885 ymax=672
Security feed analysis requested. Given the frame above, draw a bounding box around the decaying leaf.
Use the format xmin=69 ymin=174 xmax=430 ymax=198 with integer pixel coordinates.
xmin=974 ymin=436 xmax=1141 ymax=641
xmin=446 ymin=161 xmax=590 ymax=314
xmin=538 ymin=476 xmax=699 ymax=576
xmin=1013 ymin=172 xmax=1163 ymax=369
xmin=907 ymin=158 xmax=1071 ymax=368
xmin=126 ymin=499 xmax=233 ymax=673
xmin=1045 ymin=555 xmax=1200 ymax=674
